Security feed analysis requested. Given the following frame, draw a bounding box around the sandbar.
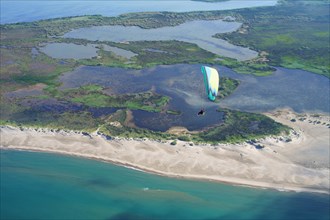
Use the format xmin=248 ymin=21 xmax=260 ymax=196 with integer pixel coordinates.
xmin=1 ymin=109 xmax=329 ymax=194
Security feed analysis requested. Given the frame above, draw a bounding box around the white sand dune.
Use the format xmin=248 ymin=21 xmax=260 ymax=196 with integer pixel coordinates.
xmin=1 ymin=109 xmax=329 ymax=194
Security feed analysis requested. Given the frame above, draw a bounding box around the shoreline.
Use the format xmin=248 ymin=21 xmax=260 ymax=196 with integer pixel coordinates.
xmin=1 ymin=109 xmax=329 ymax=194
xmin=2 ymin=147 xmax=327 ymax=195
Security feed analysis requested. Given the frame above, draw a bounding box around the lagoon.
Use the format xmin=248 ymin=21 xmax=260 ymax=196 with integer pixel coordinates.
xmin=58 ymin=64 xmax=330 ymax=131
xmin=64 ymin=20 xmax=257 ymax=61
xmin=39 ymin=43 xmax=98 ymax=59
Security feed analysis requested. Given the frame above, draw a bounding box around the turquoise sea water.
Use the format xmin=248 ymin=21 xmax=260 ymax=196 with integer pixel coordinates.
xmin=1 ymin=150 xmax=329 ymax=220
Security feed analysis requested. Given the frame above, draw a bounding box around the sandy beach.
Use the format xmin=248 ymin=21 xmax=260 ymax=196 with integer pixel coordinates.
xmin=1 ymin=109 xmax=329 ymax=194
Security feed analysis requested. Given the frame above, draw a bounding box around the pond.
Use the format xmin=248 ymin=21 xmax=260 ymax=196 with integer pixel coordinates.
xmin=39 ymin=43 xmax=98 ymax=59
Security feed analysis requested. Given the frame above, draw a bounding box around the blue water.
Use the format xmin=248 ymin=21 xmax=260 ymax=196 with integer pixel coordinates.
xmin=1 ymin=150 xmax=329 ymax=220
xmin=0 ymin=0 xmax=277 ymax=24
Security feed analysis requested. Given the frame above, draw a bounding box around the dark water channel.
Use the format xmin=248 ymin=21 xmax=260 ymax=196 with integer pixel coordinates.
xmin=59 ymin=64 xmax=330 ymax=131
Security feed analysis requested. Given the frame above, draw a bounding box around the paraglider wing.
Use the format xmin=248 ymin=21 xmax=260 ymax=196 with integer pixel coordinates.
xmin=201 ymin=66 xmax=219 ymax=101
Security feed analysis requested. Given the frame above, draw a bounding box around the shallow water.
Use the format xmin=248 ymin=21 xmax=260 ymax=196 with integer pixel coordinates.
xmin=1 ymin=150 xmax=329 ymax=220
xmin=5 ymin=87 xmax=44 ymax=99
xmin=39 ymin=43 xmax=137 ymax=60
xmin=219 ymin=67 xmax=330 ymax=114
xmin=64 ymin=20 xmax=257 ymax=61
xmin=58 ymin=64 xmax=330 ymax=131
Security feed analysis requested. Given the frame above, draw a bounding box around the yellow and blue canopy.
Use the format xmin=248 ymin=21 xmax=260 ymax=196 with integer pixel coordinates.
xmin=201 ymin=66 xmax=219 ymax=101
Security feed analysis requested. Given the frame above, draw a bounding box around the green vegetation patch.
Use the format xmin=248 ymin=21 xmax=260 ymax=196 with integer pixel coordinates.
xmin=98 ymin=109 xmax=174 ymax=140
xmin=191 ymin=109 xmax=290 ymax=144
xmin=98 ymin=108 xmax=289 ymax=144
xmin=117 ymin=40 xmax=216 ymax=68
xmin=217 ymin=57 xmax=276 ymax=76
xmin=218 ymin=77 xmax=240 ymax=99
xmin=2 ymin=2 xmax=328 ymax=77
xmin=59 ymin=84 xmax=170 ymax=112
xmin=0 ymin=46 xmax=75 ymax=94
xmin=166 ymin=110 xmax=182 ymax=115
xmin=215 ymin=1 xmax=330 ymax=77
xmin=1 ymin=109 xmax=100 ymax=132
